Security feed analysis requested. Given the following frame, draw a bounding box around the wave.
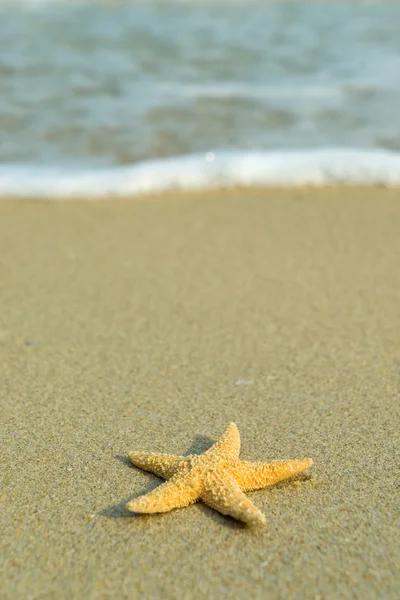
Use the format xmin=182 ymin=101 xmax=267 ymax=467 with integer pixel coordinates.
xmin=157 ymin=82 xmax=344 ymax=101
xmin=0 ymin=0 xmax=253 ymax=9
xmin=1 ymin=149 xmax=400 ymax=200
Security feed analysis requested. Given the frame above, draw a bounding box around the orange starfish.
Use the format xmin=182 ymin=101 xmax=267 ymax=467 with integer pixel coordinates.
xmin=126 ymin=423 xmax=312 ymax=526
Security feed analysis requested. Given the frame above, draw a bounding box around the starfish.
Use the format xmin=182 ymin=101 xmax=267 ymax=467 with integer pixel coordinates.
xmin=126 ymin=423 xmax=313 ymax=526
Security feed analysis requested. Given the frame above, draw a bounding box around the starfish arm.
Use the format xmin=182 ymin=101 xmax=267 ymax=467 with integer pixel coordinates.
xmin=126 ymin=474 xmax=200 ymax=514
xmin=128 ymin=452 xmax=184 ymax=479
xmin=201 ymin=470 xmax=266 ymax=526
xmin=232 ymin=458 xmax=313 ymax=491
xmin=205 ymin=422 xmax=241 ymax=460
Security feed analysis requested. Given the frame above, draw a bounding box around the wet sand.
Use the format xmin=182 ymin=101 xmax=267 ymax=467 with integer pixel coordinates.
xmin=1 ymin=188 xmax=399 ymax=599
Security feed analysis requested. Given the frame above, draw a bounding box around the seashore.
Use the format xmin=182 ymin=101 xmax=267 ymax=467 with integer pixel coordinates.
xmin=1 ymin=187 xmax=399 ymax=599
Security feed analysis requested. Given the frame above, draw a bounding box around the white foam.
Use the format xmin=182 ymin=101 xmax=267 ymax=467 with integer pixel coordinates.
xmin=1 ymin=149 xmax=400 ymax=200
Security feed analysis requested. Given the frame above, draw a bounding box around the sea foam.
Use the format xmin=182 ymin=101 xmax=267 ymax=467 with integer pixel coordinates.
xmin=1 ymin=149 xmax=400 ymax=200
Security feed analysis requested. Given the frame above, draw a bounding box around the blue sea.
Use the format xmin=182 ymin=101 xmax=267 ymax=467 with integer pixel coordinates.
xmin=1 ymin=0 xmax=400 ymax=198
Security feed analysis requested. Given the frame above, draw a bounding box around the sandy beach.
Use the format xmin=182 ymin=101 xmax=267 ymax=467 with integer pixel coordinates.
xmin=1 ymin=187 xmax=399 ymax=599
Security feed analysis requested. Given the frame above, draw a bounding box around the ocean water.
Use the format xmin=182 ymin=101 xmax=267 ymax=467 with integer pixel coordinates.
xmin=1 ymin=0 xmax=400 ymax=197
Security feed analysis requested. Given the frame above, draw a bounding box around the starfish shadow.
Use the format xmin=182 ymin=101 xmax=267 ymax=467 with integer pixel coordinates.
xmin=274 ymin=471 xmax=312 ymax=487
xmin=184 ymin=434 xmax=214 ymax=455
xmin=101 ymin=484 xmax=164 ymax=520
xmin=115 ymin=454 xmax=132 ymax=467
xmin=196 ymin=503 xmax=248 ymax=530
xmin=101 ymin=455 xmax=164 ymax=519
xmin=101 ymin=497 xmax=139 ymax=519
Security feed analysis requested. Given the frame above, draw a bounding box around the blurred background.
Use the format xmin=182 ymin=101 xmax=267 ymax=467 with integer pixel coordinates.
xmin=1 ymin=0 xmax=400 ymax=169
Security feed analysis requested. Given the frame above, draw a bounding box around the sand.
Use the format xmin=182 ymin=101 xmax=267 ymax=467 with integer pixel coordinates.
xmin=1 ymin=187 xmax=399 ymax=599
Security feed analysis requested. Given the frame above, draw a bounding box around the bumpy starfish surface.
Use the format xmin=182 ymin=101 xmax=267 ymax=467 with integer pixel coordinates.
xmin=126 ymin=423 xmax=312 ymax=526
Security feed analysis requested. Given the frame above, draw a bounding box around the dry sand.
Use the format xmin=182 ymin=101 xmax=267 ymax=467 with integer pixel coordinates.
xmin=1 ymin=188 xmax=399 ymax=599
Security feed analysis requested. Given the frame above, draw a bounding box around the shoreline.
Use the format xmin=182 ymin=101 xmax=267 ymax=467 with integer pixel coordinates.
xmin=2 ymin=148 xmax=400 ymax=200
xmin=0 ymin=182 xmax=400 ymax=204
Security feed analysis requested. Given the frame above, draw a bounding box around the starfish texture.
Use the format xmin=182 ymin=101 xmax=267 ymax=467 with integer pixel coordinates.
xmin=126 ymin=423 xmax=312 ymax=526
